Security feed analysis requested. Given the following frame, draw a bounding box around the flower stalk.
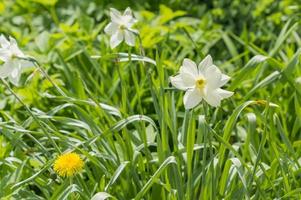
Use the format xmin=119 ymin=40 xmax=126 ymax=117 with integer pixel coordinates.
xmin=1 ymin=78 xmax=61 ymax=153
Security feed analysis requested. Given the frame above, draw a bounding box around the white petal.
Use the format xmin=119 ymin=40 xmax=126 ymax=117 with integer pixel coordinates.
xmin=110 ymin=8 xmax=123 ymax=24
xmin=11 ymin=64 xmax=20 ymax=78
xmin=126 ymin=18 xmax=137 ymax=28
xmin=11 ymin=45 xmax=24 ymax=58
xmin=110 ymin=31 xmax=123 ymax=49
xmin=9 ymin=62 xmax=21 ymax=85
xmin=219 ymin=74 xmax=231 ymax=87
xmin=0 ymin=49 xmax=10 ymax=62
xmin=123 ymin=7 xmax=132 ymax=16
xmin=123 ymin=7 xmax=137 ymax=27
xmin=9 ymin=72 xmax=21 ymax=86
xmin=183 ymin=89 xmax=203 ymax=109
xmin=124 ymin=30 xmax=135 ymax=46
xmin=203 ymin=90 xmax=222 ymax=107
xmin=0 ymin=61 xmax=13 ymax=78
xmin=180 ymin=58 xmax=198 ymax=78
xmin=170 ymin=75 xmax=186 ymax=90
xmin=170 ymin=73 xmax=195 ymax=90
xmin=104 ymin=22 xmax=118 ymax=35
xmin=7 ymin=37 xmax=25 ymax=58
xmin=204 ymin=65 xmax=222 ymax=89
xmin=216 ymin=88 xmax=234 ymax=99
xmin=0 ymin=35 xmax=10 ymax=48
xmin=9 ymin=36 xmax=17 ymax=46
xmin=198 ymin=55 xmax=213 ymax=74
xmin=128 ymin=28 xmax=139 ymax=34
xmin=181 ymin=73 xmax=196 ymax=88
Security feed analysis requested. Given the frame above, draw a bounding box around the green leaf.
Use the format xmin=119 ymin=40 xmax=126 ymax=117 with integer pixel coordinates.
xmin=91 ymin=192 xmax=116 ymax=200
xmin=229 ymin=55 xmax=269 ymax=90
xmin=134 ymin=156 xmax=177 ymax=200
xmin=105 ymin=161 xmax=129 ymax=191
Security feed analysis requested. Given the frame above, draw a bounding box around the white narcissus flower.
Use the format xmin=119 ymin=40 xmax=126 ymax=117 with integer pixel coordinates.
xmin=0 ymin=35 xmax=31 ymax=85
xmin=104 ymin=7 xmax=138 ymax=49
xmin=170 ymin=55 xmax=234 ymax=109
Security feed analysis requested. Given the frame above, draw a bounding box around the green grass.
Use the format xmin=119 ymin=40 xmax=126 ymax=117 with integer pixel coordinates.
xmin=0 ymin=0 xmax=301 ymax=199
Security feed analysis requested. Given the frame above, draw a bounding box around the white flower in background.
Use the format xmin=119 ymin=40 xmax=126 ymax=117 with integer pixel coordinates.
xmin=104 ymin=7 xmax=138 ymax=49
xmin=170 ymin=55 xmax=234 ymax=109
xmin=0 ymin=35 xmax=31 ymax=85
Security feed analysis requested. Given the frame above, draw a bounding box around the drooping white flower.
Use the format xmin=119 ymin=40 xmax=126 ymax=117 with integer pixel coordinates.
xmin=0 ymin=35 xmax=31 ymax=85
xmin=170 ymin=55 xmax=234 ymax=109
xmin=104 ymin=7 xmax=138 ymax=49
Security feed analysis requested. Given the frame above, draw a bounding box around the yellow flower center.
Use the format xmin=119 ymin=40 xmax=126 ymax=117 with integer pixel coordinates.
xmin=119 ymin=24 xmax=126 ymax=30
xmin=196 ymin=78 xmax=206 ymax=90
xmin=53 ymin=152 xmax=84 ymax=177
xmin=11 ymin=53 xmax=17 ymax=60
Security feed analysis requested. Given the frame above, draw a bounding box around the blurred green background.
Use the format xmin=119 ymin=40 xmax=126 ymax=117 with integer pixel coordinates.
xmin=1 ymin=0 xmax=300 ymax=50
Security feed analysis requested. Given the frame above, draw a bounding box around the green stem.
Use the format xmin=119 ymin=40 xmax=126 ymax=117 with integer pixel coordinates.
xmin=32 ymin=60 xmax=67 ymax=97
xmin=116 ymin=52 xmax=127 ymax=115
xmin=116 ymin=49 xmax=132 ymax=160
xmin=208 ymin=122 xmax=215 ymax=200
xmin=1 ymin=78 xmax=61 ymax=153
xmin=20 ymin=57 xmax=66 ymax=97
xmin=182 ymin=110 xmax=190 ymax=145
xmin=137 ymin=34 xmax=145 ymax=57
xmin=199 ymin=103 xmax=209 ymax=200
xmin=50 ymin=5 xmax=59 ymax=26
xmin=186 ymin=110 xmax=195 ymax=200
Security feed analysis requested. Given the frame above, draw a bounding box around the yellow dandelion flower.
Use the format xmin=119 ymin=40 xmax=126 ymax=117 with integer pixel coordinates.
xmin=53 ymin=152 xmax=84 ymax=177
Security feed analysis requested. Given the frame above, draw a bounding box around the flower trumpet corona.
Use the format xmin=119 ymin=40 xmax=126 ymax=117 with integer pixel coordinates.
xmin=104 ymin=7 xmax=138 ymax=49
xmin=0 ymin=35 xmax=32 ymax=85
xmin=53 ymin=152 xmax=84 ymax=177
xmin=170 ymin=55 xmax=234 ymax=109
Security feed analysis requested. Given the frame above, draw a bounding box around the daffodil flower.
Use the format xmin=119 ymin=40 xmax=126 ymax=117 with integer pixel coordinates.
xmin=170 ymin=55 xmax=234 ymax=109
xmin=104 ymin=7 xmax=138 ymax=49
xmin=0 ymin=35 xmax=32 ymax=85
